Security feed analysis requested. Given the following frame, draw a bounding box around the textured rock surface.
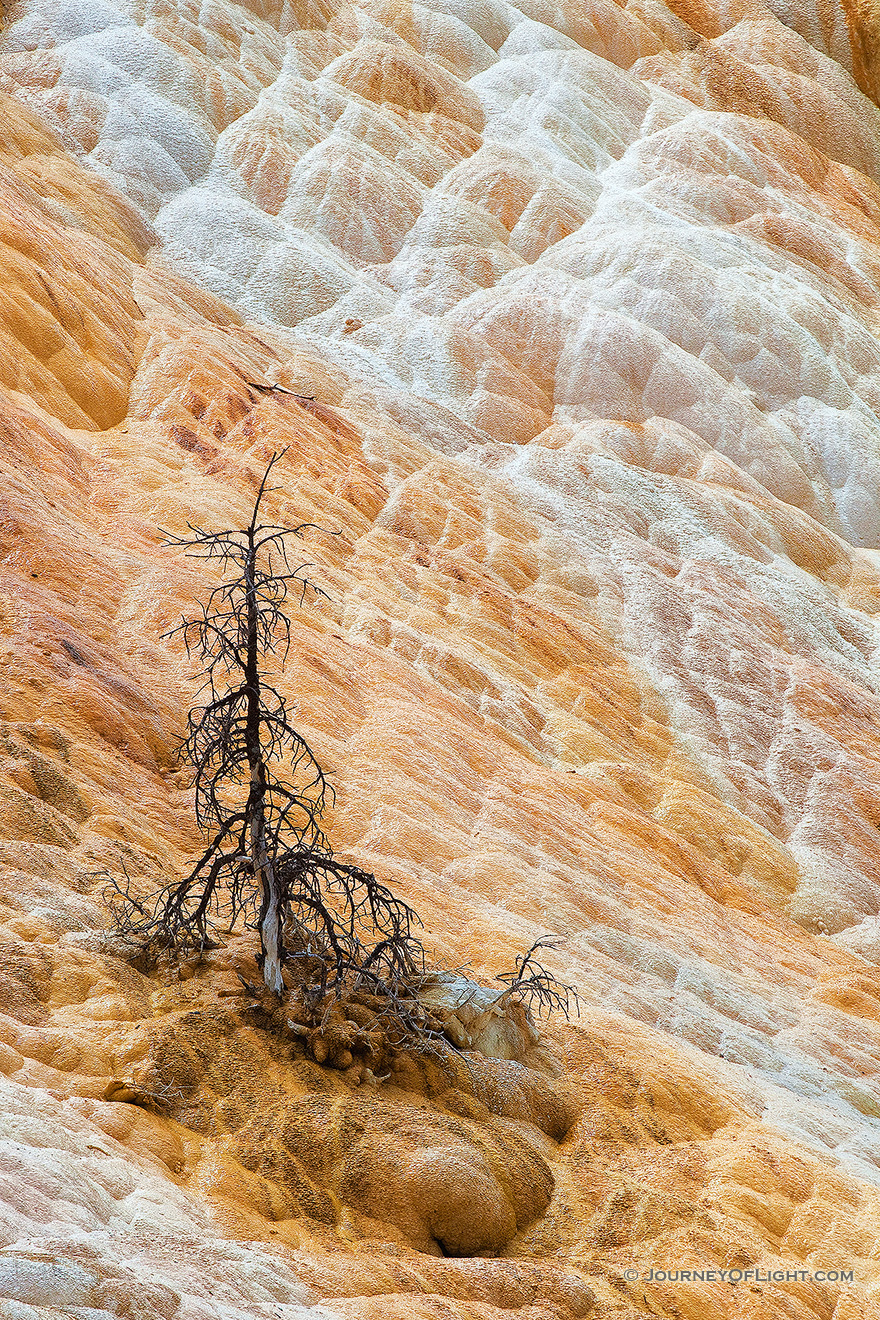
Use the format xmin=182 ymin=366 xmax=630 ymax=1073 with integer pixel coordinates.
xmin=4 ymin=0 xmax=880 ymax=1316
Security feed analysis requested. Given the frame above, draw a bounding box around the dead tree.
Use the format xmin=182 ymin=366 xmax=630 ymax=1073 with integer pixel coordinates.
xmin=495 ymin=938 xmax=579 ymax=1020
xmin=107 ymin=454 xmax=424 ymax=1000
xmin=106 ymin=453 xmax=577 ymax=1057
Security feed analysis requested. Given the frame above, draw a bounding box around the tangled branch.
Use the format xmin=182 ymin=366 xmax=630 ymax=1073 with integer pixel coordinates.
xmin=495 ymin=938 xmax=580 ymax=1021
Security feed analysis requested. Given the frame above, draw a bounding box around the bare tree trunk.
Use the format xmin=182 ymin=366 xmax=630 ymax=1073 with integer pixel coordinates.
xmin=244 ymin=521 xmax=284 ymax=993
xmin=255 ymin=811 xmax=283 ymax=993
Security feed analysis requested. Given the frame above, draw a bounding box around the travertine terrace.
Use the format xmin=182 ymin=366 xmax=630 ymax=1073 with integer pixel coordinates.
xmin=3 ymin=0 xmax=880 ymax=1315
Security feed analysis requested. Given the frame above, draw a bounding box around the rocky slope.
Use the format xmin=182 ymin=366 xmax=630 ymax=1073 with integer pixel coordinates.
xmin=3 ymin=0 xmax=880 ymax=1316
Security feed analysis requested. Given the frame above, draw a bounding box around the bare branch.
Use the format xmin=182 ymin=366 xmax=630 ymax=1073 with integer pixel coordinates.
xmin=495 ymin=937 xmax=580 ymax=1021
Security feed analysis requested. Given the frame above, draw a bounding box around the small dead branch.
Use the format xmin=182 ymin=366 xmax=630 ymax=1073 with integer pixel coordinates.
xmin=495 ymin=938 xmax=580 ymax=1022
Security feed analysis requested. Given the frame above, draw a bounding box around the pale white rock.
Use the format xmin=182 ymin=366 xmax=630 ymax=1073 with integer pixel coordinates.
xmin=0 ymin=1078 xmax=337 ymax=1319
